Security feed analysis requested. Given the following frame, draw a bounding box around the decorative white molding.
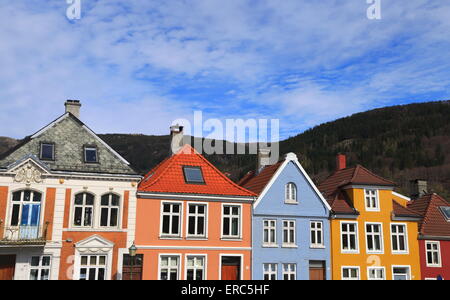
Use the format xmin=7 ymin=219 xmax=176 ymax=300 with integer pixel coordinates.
xmin=14 ymin=162 xmax=43 ymax=185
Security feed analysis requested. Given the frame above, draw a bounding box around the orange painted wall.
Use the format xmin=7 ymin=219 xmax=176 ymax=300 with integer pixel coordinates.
xmin=44 ymin=188 xmax=56 ymax=240
xmin=0 ymin=186 xmax=8 ymax=239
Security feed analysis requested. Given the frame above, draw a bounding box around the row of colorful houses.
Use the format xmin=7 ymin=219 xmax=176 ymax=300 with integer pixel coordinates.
xmin=0 ymin=101 xmax=449 ymax=280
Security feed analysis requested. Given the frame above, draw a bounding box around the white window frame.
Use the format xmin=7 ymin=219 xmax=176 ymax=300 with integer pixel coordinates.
xmin=84 ymin=146 xmax=98 ymax=163
xmin=365 ymin=222 xmax=384 ymax=254
xmin=263 ymin=263 xmax=277 ymax=280
xmin=263 ymin=219 xmax=277 ymax=247
xmin=282 ymin=220 xmax=296 ymax=247
xmin=425 ymin=241 xmax=441 ymax=267
xmin=221 ymin=204 xmax=242 ymax=240
xmin=160 ymin=201 xmax=183 ymax=238
xmin=99 ymin=193 xmax=121 ymax=228
xmin=285 ymin=182 xmax=298 ymax=204
xmin=29 ymin=255 xmax=52 ymax=280
xmin=310 ymin=221 xmax=324 ymax=248
xmin=367 ymin=266 xmax=386 ymax=280
xmin=340 ymin=221 xmax=359 ymax=253
xmin=186 ymin=202 xmax=208 ymax=239
xmin=364 ymin=189 xmax=380 ymax=211
xmin=341 ymin=266 xmax=360 ymax=280
xmin=185 ymin=254 xmax=207 ymax=280
xmin=40 ymin=143 xmax=55 ymax=161
xmin=158 ymin=254 xmax=181 ymax=280
xmin=282 ymin=264 xmax=296 ymax=280
xmin=391 ymin=265 xmax=411 ymax=280
xmin=73 ymin=192 xmax=95 ymax=228
xmin=390 ymin=223 xmax=409 ymax=254
xmin=78 ymin=254 xmax=108 ymax=280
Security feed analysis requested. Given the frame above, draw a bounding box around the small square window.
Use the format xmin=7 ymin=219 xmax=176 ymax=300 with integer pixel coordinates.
xmin=84 ymin=147 xmax=98 ymax=163
xmin=40 ymin=143 xmax=54 ymax=160
xmin=183 ymin=166 xmax=205 ymax=184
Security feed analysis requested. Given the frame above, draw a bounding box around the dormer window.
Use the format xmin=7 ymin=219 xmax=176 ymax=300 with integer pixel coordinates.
xmin=183 ymin=166 xmax=205 ymax=184
xmin=365 ymin=189 xmax=379 ymax=211
xmin=285 ymin=183 xmax=297 ymax=203
xmin=84 ymin=147 xmax=98 ymax=163
xmin=40 ymin=143 xmax=55 ymax=161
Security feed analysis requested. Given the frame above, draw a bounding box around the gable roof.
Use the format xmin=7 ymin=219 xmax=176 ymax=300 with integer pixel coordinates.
xmin=139 ymin=144 xmax=256 ymax=197
xmin=392 ymin=200 xmax=422 ymax=219
xmin=408 ymin=193 xmax=450 ymax=237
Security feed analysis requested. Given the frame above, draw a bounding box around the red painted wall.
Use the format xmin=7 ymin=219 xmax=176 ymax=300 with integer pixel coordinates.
xmin=419 ymin=240 xmax=450 ymax=280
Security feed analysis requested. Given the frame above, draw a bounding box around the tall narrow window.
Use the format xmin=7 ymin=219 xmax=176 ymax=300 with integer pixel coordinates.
xmin=426 ymin=241 xmax=441 ymax=267
xmin=79 ymin=255 xmax=107 ymax=280
xmin=391 ymin=224 xmax=408 ymax=253
xmin=161 ymin=203 xmax=182 ymax=237
xmin=282 ymin=264 xmax=296 ymax=280
xmin=263 ymin=264 xmax=277 ymax=280
xmin=366 ymin=223 xmax=383 ymax=253
xmin=10 ymin=190 xmax=42 ymax=240
xmin=282 ymin=220 xmax=296 ymax=247
xmin=365 ymin=189 xmax=379 ymax=211
xmin=30 ymin=256 xmax=51 ymax=280
xmin=263 ymin=220 xmax=277 ymax=246
xmin=187 ymin=204 xmax=207 ymax=238
xmin=285 ymin=183 xmax=297 ymax=203
xmin=160 ymin=256 xmax=180 ymax=280
xmin=186 ymin=256 xmax=206 ymax=280
xmin=341 ymin=222 xmax=358 ymax=252
xmin=84 ymin=147 xmax=98 ymax=163
xmin=100 ymin=194 xmax=120 ymax=227
xmin=40 ymin=143 xmax=55 ymax=161
xmin=222 ymin=205 xmax=241 ymax=239
xmin=310 ymin=221 xmax=324 ymax=248
xmin=73 ymin=193 xmax=94 ymax=227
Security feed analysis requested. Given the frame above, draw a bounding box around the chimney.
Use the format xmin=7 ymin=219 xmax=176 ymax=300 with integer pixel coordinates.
xmin=65 ymin=100 xmax=81 ymax=118
xmin=409 ymin=179 xmax=428 ymax=200
xmin=336 ymin=153 xmax=347 ymax=171
xmin=170 ymin=124 xmax=184 ymax=155
xmin=257 ymin=148 xmax=271 ymax=173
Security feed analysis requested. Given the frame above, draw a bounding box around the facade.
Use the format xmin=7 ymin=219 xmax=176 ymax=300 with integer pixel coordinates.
xmin=408 ymin=193 xmax=450 ymax=280
xmin=318 ymin=154 xmax=422 ymax=280
xmin=136 ymin=130 xmax=256 ymax=280
xmin=239 ymin=152 xmax=332 ymax=280
xmin=0 ymin=101 xmax=141 ymax=280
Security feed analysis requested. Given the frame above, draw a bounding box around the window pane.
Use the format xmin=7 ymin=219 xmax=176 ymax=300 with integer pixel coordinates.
xmin=11 ymin=204 xmax=20 ymax=226
xmin=12 ymin=192 xmax=21 ymax=201
xmin=172 ymin=216 xmax=179 ymax=234
xmin=85 ymin=194 xmax=94 ymax=206
xmin=84 ymin=207 xmax=93 ymax=226
xmin=100 ymin=208 xmax=109 ymax=226
xmin=80 ymin=268 xmax=87 ymax=280
xmin=41 ymin=144 xmax=54 ymax=160
xmin=33 ymin=192 xmax=42 ymax=202
xmin=101 ymin=195 xmax=109 ymax=206
xmin=41 ymin=269 xmax=50 ymax=280
xmin=162 ymin=216 xmax=170 ymax=234
xmin=88 ymin=268 xmax=96 ymax=280
xmin=24 ymin=190 xmax=31 ymax=202
xmin=110 ymin=208 xmax=118 ymax=227
xmin=74 ymin=207 xmax=82 ymax=226
xmin=85 ymin=148 xmax=98 ymax=163
xmin=98 ymin=268 xmax=105 ymax=280
xmin=42 ymin=256 xmax=51 ymax=266
xmin=81 ymin=256 xmax=88 ymax=266
xmin=188 ymin=217 xmax=196 ymax=235
xmin=30 ymin=269 xmax=39 ymax=280
xmin=31 ymin=256 xmax=40 ymax=267
xmin=183 ymin=167 xmax=205 ymax=184
xmin=75 ymin=194 xmax=84 ymax=205
xmin=111 ymin=195 xmax=120 ymax=206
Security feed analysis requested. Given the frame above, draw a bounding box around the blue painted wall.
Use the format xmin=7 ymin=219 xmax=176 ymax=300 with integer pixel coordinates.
xmin=252 ymin=160 xmax=332 ymax=280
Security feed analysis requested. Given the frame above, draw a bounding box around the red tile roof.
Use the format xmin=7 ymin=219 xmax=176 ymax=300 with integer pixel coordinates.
xmin=408 ymin=194 xmax=450 ymax=237
xmin=138 ymin=144 xmax=256 ymax=197
xmin=238 ymin=162 xmax=283 ymax=195
xmin=392 ymin=200 xmax=422 ymax=218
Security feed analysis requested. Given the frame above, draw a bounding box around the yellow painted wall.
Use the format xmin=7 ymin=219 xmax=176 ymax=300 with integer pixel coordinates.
xmin=331 ymin=188 xmax=421 ymax=280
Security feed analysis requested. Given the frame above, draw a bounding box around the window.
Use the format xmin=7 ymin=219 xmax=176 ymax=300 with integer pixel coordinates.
xmin=183 ymin=166 xmax=205 ymax=184
xmin=186 ymin=256 xmax=206 ymax=280
xmin=40 ymin=143 xmax=54 ymax=161
xmin=161 ymin=203 xmax=182 ymax=237
xmin=79 ymin=255 xmax=107 ymax=280
xmin=187 ymin=204 xmax=207 ymax=238
xmin=440 ymin=206 xmax=450 ymax=221
xmin=285 ymin=183 xmax=297 ymax=203
xmin=342 ymin=267 xmax=359 ymax=280
xmin=263 ymin=220 xmax=277 ymax=246
xmin=100 ymin=194 xmax=120 ymax=227
xmin=73 ymin=193 xmax=94 ymax=227
xmin=368 ymin=267 xmax=385 ymax=280
xmin=30 ymin=256 xmax=51 ymax=280
xmin=310 ymin=221 xmax=324 ymax=248
xmin=391 ymin=224 xmax=408 ymax=253
xmin=282 ymin=220 xmax=296 ymax=246
xmin=10 ymin=190 xmax=42 ymax=227
xmin=366 ymin=223 xmax=383 ymax=253
xmin=426 ymin=241 xmax=441 ymax=267
xmin=222 ymin=205 xmax=241 ymax=239
xmin=263 ymin=264 xmax=277 ymax=280
xmin=365 ymin=189 xmax=379 ymax=211
xmin=282 ymin=264 xmax=296 ymax=280
xmin=160 ymin=256 xmax=180 ymax=280
xmin=341 ymin=222 xmax=358 ymax=252
xmin=392 ymin=266 xmax=410 ymax=280
xmin=84 ymin=147 xmax=98 ymax=163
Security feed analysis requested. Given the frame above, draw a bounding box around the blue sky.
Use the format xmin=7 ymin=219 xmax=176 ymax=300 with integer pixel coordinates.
xmin=0 ymin=0 xmax=449 ymax=141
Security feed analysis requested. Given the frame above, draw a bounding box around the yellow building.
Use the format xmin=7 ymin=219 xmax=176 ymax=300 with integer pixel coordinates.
xmin=318 ymin=155 xmax=422 ymax=280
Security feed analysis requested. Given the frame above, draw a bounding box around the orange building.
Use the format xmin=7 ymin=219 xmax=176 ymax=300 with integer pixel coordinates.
xmin=136 ymin=128 xmax=256 ymax=280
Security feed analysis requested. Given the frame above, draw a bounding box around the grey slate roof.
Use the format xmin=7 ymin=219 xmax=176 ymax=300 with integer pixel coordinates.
xmin=0 ymin=113 xmax=139 ymax=176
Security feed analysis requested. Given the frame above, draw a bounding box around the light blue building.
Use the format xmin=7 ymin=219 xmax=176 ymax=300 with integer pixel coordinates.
xmin=239 ymin=152 xmax=332 ymax=280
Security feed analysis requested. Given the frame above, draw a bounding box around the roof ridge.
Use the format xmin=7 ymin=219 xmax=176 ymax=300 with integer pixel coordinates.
xmin=355 ymin=164 xmax=396 ymax=185
xmin=393 ymin=199 xmax=420 ymax=216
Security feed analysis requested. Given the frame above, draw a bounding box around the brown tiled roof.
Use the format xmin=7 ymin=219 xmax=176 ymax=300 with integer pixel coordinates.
xmin=392 ymin=200 xmax=422 ymax=218
xmin=238 ymin=161 xmax=283 ymax=195
xmin=408 ymin=194 xmax=450 ymax=237
xmin=328 ymin=190 xmax=358 ymax=215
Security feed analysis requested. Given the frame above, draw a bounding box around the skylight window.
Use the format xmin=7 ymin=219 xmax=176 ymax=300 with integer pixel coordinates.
xmin=183 ymin=166 xmax=205 ymax=184
xmin=440 ymin=206 xmax=450 ymax=221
